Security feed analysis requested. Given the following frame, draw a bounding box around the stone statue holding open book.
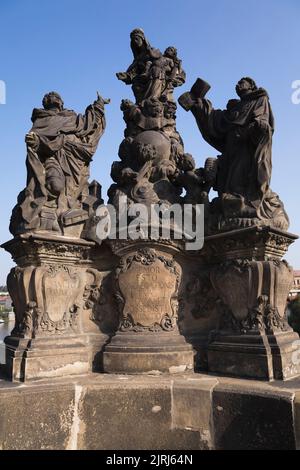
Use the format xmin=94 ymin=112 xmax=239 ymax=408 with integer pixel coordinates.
xmin=179 ymin=77 xmax=289 ymax=232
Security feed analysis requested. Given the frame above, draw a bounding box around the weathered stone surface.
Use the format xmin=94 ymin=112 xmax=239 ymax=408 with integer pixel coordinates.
xmin=79 ymin=383 xmax=199 ymax=450
xmin=116 ymin=248 xmax=178 ymax=329
xmin=0 ymin=374 xmax=300 ymax=450
xmin=0 ymin=385 xmax=75 ymax=450
xmin=172 ymin=377 xmax=217 ymax=449
xmin=1 ymin=234 xmax=117 ymax=381
xmin=5 ymin=336 xmax=90 ymax=381
xmin=205 ymin=226 xmax=299 ymax=380
xmin=103 ymin=345 xmax=194 ymax=375
xmin=212 ymin=383 xmax=295 ymax=450
xmin=208 ymin=334 xmax=275 ymax=380
xmin=103 ymin=243 xmax=194 ymax=374
xmin=118 ymin=255 xmax=177 ymax=328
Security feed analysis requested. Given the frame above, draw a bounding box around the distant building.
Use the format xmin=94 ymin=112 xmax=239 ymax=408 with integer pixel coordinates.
xmin=289 ymin=271 xmax=300 ymax=299
xmin=0 ymin=292 xmax=12 ymax=311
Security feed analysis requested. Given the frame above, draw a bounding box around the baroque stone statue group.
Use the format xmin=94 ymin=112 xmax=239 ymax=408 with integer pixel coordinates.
xmin=1 ymin=29 xmax=299 ymax=381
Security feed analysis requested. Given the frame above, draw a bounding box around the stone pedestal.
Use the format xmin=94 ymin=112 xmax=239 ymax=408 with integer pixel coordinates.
xmin=208 ymin=330 xmax=300 ymax=380
xmin=103 ymin=240 xmax=194 ymax=374
xmin=205 ymin=226 xmax=300 ymax=380
xmin=4 ymin=336 xmax=89 ymax=381
xmin=1 ymin=233 xmax=113 ymax=381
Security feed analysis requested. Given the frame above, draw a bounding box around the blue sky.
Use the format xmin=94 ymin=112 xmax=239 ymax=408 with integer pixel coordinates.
xmin=0 ymin=0 xmax=299 ymax=283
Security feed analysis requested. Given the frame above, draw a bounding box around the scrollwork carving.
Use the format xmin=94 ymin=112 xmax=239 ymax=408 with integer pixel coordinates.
xmin=218 ymin=295 xmax=290 ymax=335
xmin=115 ymin=248 xmax=180 ymax=333
xmin=39 ymin=304 xmax=80 ymax=335
xmin=160 ymin=313 xmax=176 ymax=331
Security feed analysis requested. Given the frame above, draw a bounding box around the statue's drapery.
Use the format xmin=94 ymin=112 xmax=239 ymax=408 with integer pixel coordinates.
xmin=191 ymin=88 xmax=274 ymax=208
xmin=19 ymin=99 xmax=106 ymax=230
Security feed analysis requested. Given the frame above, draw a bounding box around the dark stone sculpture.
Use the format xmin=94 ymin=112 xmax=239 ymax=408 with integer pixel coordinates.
xmin=103 ymin=29 xmax=196 ymax=375
xmin=116 ymin=29 xmax=185 ymax=105
xmin=179 ymin=77 xmax=289 ymax=232
xmin=2 ymin=31 xmax=299 ymax=384
xmin=10 ymin=91 xmax=109 ymax=238
xmin=178 ymin=76 xmax=300 ymax=380
xmin=110 ymin=28 xmax=201 ymax=210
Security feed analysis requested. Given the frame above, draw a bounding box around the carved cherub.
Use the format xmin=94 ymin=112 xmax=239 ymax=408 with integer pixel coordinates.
xmin=175 ymin=154 xmax=218 ymax=204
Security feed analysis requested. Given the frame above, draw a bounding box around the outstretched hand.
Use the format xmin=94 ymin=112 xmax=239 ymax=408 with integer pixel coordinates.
xmin=95 ymin=92 xmax=110 ymax=108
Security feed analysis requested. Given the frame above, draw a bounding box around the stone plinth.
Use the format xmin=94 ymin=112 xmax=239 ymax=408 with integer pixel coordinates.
xmin=1 ymin=233 xmax=115 ymax=381
xmin=204 ymin=226 xmax=300 ymax=380
xmin=0 ymin=371 xmax=300 ymax=450
xmin=103 ymin=240 xmax=194 ymax=374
